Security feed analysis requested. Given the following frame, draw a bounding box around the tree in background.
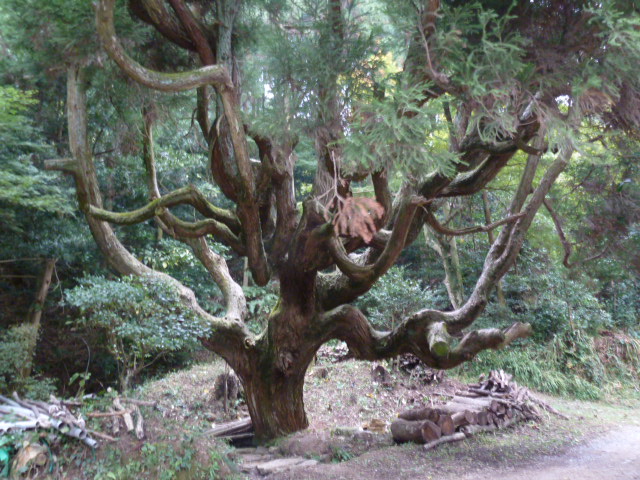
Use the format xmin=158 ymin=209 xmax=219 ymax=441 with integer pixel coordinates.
xmin=39 ymin=0 xmax=640 ymax=439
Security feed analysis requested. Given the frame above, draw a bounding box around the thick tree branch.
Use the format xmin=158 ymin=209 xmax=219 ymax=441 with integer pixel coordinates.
xmin=166 ymin=0 xmax=216 ymax=65
xmin=44 ymin=157 xmax=77 ymax=174
xmin=50 ymin=63 xmax=253 ymax=365
xmin=317 ymin=305 xmax=531 ymax=369
xmin=128 ymin=0 xmax=196 ymax=52
xmin=87 ymin=185 xmax=239 ymax=231
xmin=372 ymin=169 xmax=392 ymax=225
xmin=96 ymin=0 xmax=232 ymax=92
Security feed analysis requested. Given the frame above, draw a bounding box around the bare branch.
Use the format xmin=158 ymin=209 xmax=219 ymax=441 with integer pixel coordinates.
xmin=424 ymin=209 xmax=524 ymax=237
xmin=185 ymin=237 xmax=247 ymax=322
xmin=543 ymin=198 xmax=609 ymax=268
xmin=44 ymin=158 xmax=77 ymax=174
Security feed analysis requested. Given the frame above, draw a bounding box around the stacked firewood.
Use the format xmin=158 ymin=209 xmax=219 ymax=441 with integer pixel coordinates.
xmin=0 ymin=393 xmax=98 ymax=448
xmin=0 ymin=393 xmax=155 ymax=448
xmin=391 ymin=370 xmax=566 ymax=450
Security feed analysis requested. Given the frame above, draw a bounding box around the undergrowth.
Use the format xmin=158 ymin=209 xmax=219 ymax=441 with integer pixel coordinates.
xmin=457 ymin=328 xmax=640 ymax=400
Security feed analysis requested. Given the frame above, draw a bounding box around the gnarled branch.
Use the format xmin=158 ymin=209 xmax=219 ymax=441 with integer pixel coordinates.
xmin=87 ymin=185 xmax=239 ymax=231
xmin=317 ymin=305 xmax=531 ymax=369
xmin=97 ymin=0 xmax=232 ymax=92
xmin=52 ymin=63 xmax=253 ymax=365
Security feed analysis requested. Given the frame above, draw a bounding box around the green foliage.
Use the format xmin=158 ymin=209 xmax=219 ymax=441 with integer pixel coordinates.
xmin=330 ymin=445 xmax=355 ymax=463
xmin=460 ymin=326 xmax=640 ymax=400
xmin=356 ymin=266 xmax=435 ymax=330
xmin=342 ymin=83 xmax=461 ymax=179
xmin=243 ymin=284 xmax=279 ymax=334
xmin=89 ymin=437 xmax=226 ymax=480
xmin=434 ymin=3 xmax=530 ymax=141
xmin=0 ymin=324 xmax=36 ymax=392
xmin=65 ymin=276 xmax=210 ymax=389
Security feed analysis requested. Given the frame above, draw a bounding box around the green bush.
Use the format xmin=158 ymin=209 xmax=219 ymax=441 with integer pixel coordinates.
xmin=356 ymin=266 xmax=435 ymax=330
xmin=65 ymin=275 xmax=210 ymax=390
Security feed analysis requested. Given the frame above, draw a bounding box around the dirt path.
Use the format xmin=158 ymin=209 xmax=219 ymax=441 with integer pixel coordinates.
xmin=461 ymin=425 xmax=640 ymax=480
xmin=271 ymin=424 xmax=640 ymax=480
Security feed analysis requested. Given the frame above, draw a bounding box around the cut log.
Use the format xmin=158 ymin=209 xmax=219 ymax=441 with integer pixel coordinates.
xmin=476 ymin=410 xmax=489 ymax=426
xmin=398 ymin=407 xmax=436 ymax=422
xmin=421 ymin=419 xmax=442 ymax=442
xmin=390 ymin=419 xmax=441 ymax=444
xmin=449 ymin=396 xmax=494 ymax=409
xmin=113 ymin=398 xmax=134 ymax=432
xmin=451 ymin=411 xmax=475 ymax=428
xmin=133 ymin=405 xmax=144 ymax=440
xmin=391 ymin=419 xmax=427 ymax=444
xmin=208 ymin=417 xmax=252 ymax=437
xmin=437 ymin=414 xmax=455 ymax=436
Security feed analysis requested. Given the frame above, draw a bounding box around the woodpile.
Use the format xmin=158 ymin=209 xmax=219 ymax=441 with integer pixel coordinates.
xmin=0 ymin=393 xmax=98 ymax=448
xmin=0 ymin=393 xmax=155 ymax=448
xmin=391 ymin=370 xmax=566 ymax=450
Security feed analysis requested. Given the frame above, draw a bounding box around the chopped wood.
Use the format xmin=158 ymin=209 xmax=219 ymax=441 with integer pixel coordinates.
xmin=423 ymin=432 xmax=466 ymax=451
xmin=395 ymin=369 xmax=564 ymax=449
xmin=437 ymin=414 xmax=455 ymax=436
xmin=207 ymin=417 xmax=253 ymax=437
xmin=390 ymin=418 xmax=441 ymax=444
xmin=451 ymin=411 xmax=474 ymax=428
xmin=87 ymin=429 xmax=118 ymax=442
xmin=133 ymin=405 xmax=145 ymax=440
xmin=113 ymin=397 xmax=134 ymax=432
xmin=398 ymin=407 xmax=438 ymax=422
xmin=422 ymin=419 xmax=441 ymax=442
xmin=391 ymin=419 xmax=430 ymax=444
xmin=86 ymin=409 xmax=134 ymax=418
xmin=109 ymin=407 xmax=120 ymax=436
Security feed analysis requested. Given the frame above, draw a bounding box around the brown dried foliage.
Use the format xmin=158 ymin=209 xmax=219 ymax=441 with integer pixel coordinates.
xmin=332 ymin=197 xmax=385 ymax=244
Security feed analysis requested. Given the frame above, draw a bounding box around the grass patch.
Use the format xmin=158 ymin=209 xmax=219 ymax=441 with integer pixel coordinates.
xmin=457 ymin=329 xmax=640 ymax=401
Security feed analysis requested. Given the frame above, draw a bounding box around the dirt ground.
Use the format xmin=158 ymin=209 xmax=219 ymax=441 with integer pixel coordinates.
xmin=64 ymin=353 xmax=640 ymax=479
xmin=267 ymin=354 xmax=640 ymax=480
xmin=271 ymin=423 xmax=640 ymax=480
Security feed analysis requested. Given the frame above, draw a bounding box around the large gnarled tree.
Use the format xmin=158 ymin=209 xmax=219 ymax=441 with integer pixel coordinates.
xmin=47 ymin=0 xmax=640 ymax=439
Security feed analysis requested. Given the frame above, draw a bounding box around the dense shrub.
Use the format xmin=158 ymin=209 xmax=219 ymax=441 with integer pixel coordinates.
xmin=356 ymin=266 xmax=436 ymax=330
xmin=0 ymin=324 xmax=56 ymax=398
xmin=65 ymin=275 xmax=210 ymax=390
